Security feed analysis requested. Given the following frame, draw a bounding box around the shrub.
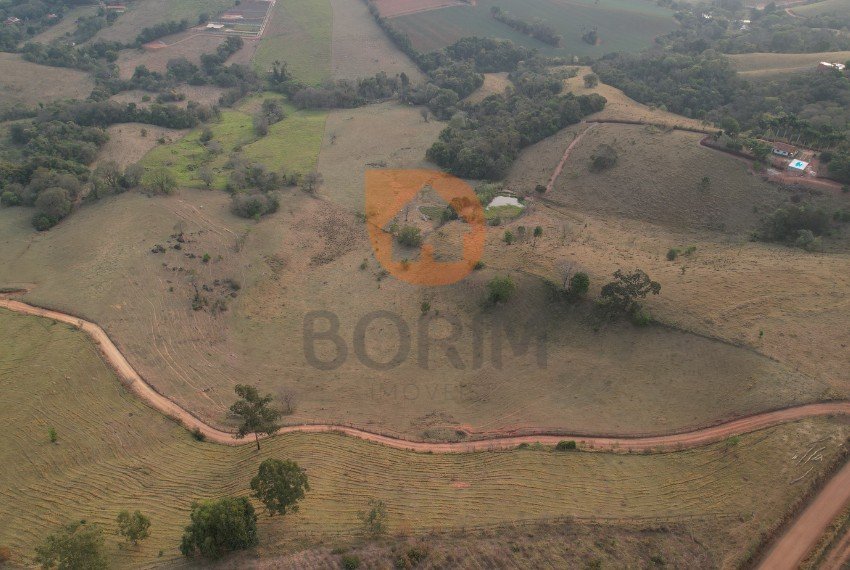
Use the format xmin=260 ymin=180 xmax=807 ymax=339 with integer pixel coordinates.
xmin=191 ymin=427 xmax=205 ymax=441
xmin=666 ymin=248 xmax=679 ymax=261
xmin=761 ymin=204 xmax=831 ymax=243
xmin=180 ymin=497 xmax=258 ymax=559
xmin=503 ymin=229 xmax=515 ymax=244
xmin=396 ymin=225 xmax=422 ymax=247
xmin=590 ymin=144 xmax=618 ymax=171
xmin=555 ymin=440 xmax=577 ymax=451
xmin=487 ymin=276 xmax=516 ymax=304
xmin=32 ymin=213 xmax=59 ymax=231
xmin=231 ymin=192 xmax=279 ymax=219
xmin=564 ymin=273 xmax=586 ymax=296
xmin=116 ymin=510 xmax=151 ymax=546
xmin=631 ymin=308 xmax=652 ymax=326
xmin=0 ymin=191 xmax=20 ymax=207
xmin=341 ymin=554 xmax=361 ymax=569
xmin=48 ymin=427 xmax=57 ymax=443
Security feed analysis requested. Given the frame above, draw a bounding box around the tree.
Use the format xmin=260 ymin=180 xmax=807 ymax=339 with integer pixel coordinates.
xmin=301 ymin=171 xmax=323 ymax=194
xmin=122 ymin=163 xmax=144 ymax=189
xmin=358 ymin=499 xmax=388 ymax=537
xmin=230 ymin=384 xmax=281 ymax=450
xmin=250 ymin=459 xmax=310 ymax=516
xmin=583 ymin=73 xmax=599 ymax=88
xmin=599 ymin=269 xmax=660 ymax=315
xmin=590 ymin=144 xmax=618 ymax=171
xmin=35 ymin=187 xmax=71 ymax=220
xmin=198 ymin=166 xmax=214 ymax=189
xmin=569 ymin=272 xmax=590 ymax=298
xmin=532 ymin=225 xmax=543 ymax=247
xmin=35 ymin=521 xmax=108 ymax=570
xmin=720 ymin=115 xmax=740 ymax=136
xmin=420 ymin=107 xmax=430 ymax=122
xmin=180 ymin=497 xmax=258 ymax=560
xmin=116 ymin=510 xmax=151 ymax=546
xmin=144 ymin=168 xmax=177 ymax=195
xmin=487 ymin=276 xmax=516 ymax=304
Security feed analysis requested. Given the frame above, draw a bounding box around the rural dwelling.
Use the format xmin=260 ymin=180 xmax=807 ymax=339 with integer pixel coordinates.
xmin=206 ymin=22 xmax=225 ymax=29
xmin=772 ymin=142 xmax=797 ymax=158
xmin=818 ymin=62 xmax=846 ymax=73
xmin=4 ymin=16 xmax=21 ymax=24
xmin=788 ymin=159 xmax=809 ymax=174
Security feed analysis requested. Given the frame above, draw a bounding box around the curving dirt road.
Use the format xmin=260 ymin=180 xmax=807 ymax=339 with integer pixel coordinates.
xmin=4 ymin=297 xmax=850 ymax=453
xmin=5 ymin=297 xmax=850 ymax=568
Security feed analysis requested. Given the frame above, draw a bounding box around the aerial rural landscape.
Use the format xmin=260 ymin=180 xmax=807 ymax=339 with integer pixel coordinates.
xmin=0 ymin=0 xmax=849 ymax=567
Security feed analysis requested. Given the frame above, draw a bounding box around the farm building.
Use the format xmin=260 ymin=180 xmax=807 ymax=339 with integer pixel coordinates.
xmin=772 ymin=142 xmax=798 ymax=158
xmin=4 ymin=16 xmax=21 ymax=24
xmin=206 ymin=22 xmax=225 ymax=29
xmin=818 ymin=62 xmax=846 ymax=72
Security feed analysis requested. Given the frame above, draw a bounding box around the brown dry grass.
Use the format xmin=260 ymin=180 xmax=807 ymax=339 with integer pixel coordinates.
xmin=729 ymin=51 xmax=850 ymax=78
xmin=96 ymin=123 xmax=187 ymax=168
xmin=464 ymin=72 xmax=511 ymax=104
xmin=0 ymin=53 xmax=94 ymax=111
xmin=116 ymin=33 xmax=227 ymax=79
xmin=329 ymin=0 xmax=424 ymax=82
xmin=372 ymin=0 xmax=468 ymax=18
xmin=1 ymin=308 xmax=848 ymax=568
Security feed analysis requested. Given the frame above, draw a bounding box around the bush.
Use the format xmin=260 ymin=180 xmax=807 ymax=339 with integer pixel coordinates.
xmin=487 ymin=276 xmax=516 ymax=304
xmin=569 ymin=272 xmax=590 ymax=298
xmin=191 ymin=427 xmax=205 ymax=441
xmin=396 ymin=225 xmax=422 ymax=247
xmin=503 ymin=229 xmax=515 ymax=244
xmin=0 ymin=191 xmax=20 ymax=207
xmin=555 ymin=440 xmax=577 ymax=451
xmin=231 ymin=192 xmax=279 ymax=219
xmin=32 ymin=213 xmax=59 ymax=231
xmin=341 ymin=554 xmax=361 ymax=569
xmin=590 ymin=144 xmax=618 ymax=171
xmin=180 ymin=497 xmax=258 ymax=559
xmin=761 ymin=204 xmax=831 ymax=243
xmin=666 ymin=248 xmax=679 ymax=261
xmin=48 ymin=427 xmax=57 ymax=443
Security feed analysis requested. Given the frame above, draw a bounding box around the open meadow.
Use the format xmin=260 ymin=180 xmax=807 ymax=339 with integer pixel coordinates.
xmin=729 ymin=51 xmax=850 ymax=78
xmin=1 ymin=308 xmax=848 ymax=568
xmin=0 ymin=53 xmax=94 ymax=112
xmin=93 ymin=0 xmax=235 ymax=43
xmin=253 ymin=0 xmax=332 ymax=85
xmin=388 ymin=0 xmax=679 ymax=57
xmin=792 ymin=0 xmax=850 ymax=16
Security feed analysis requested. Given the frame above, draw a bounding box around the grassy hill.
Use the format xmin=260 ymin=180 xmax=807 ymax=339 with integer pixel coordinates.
xmin=389 ymin=0 xmax=678 ymax=57
xmin=0 ymin=308 xmax=847 ymax=567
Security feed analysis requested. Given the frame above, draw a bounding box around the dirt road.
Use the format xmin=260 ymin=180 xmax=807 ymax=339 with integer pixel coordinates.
xmin=4 ymin=297 xmax=850 ymax=452
xmin=545 ymin=123 xmax=597 ymax=192
xmin=757 ymin=459 xmax=850 ymax=570
xmin=5 ymin=297 xmax=850 ymax=566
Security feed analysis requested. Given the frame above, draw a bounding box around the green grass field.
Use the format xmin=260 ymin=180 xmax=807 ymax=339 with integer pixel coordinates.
xmin=252 ymin=0 xmax=332 ymax=85
xmin=390 ymin=0 xmax=678 ymax=57
xmin=95 ymin=0 xmax=234 ymax=43
xmin=141 ymin=95 xmax=326 ymax=189
xmin=793 ymin=0 xmax=850 ymax=16
xmin=0 ymin=308 xmax=848 ymax=567
xmin=729 ymin=51 xmax=850 ymax=77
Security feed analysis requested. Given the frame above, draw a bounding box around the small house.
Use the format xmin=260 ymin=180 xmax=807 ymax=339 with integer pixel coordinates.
xmin=4 ymin=16 xmax=21 ymax=25
xmin=206 ymin=22 xmax=225 ymax=29
xmin=772 ymin=142 xmax=797 ymax=158
xmin=818 ymin=62 xmax=846 ymax=73
xmin=788 ymin=159 xmax=809 ymax=172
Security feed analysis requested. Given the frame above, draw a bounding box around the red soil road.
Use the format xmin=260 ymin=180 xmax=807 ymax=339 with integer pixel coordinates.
xmin=5 ymin=297 xmax=850 ymax=566
xmin=546 ymin=122 xmax=597 ymax=192
xmin=4 ymin=298 xmax=850 ymax=453
xmin=757 ymin=459 xmax=850 ymax=570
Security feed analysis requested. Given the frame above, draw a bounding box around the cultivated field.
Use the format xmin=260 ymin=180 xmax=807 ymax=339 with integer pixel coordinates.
xmin=389 ymin=0 xmax=678 ymax=57
xmin=0 ymin=308 xmax=848 ymax=568
xmin=372 ymin=0 xmax=470 ymax=18
xmin=94 ymin=0 xmax=235 ymax=43
xmin=329 ymin=0 xmax=423 ymax=81
xmin=730 ymin=51 xmax=850 ymax=77
xmin=253 ymin=0 xmax=332 ymax=85
xmin=0 ymin=53 xmax=94 ymax=112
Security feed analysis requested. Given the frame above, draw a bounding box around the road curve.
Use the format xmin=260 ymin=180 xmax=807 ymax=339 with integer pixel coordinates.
xmin=5 ymin=297 xmax=850 ymax=568
xmin=3 ymin=298 xmax=850 ymax=452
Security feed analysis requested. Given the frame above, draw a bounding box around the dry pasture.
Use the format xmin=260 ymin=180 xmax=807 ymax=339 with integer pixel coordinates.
xmin=0 ymin=53 xmax=94 ymax=111
xmin=329 ymin=0 xmax=424 ymax=81
xmin=0 ymin=308 xmax=848 ymax=568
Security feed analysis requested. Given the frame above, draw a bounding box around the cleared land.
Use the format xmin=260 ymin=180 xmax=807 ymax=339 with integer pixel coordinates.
xmin=141 ymin=95 xmax=326 ymax=189
xmin=29 ymin=6 xmax=99 ymax=44
xmin=1 ymin=308 xmax=849 ymax=568
xmin=464 ymin=72 xmax=511 ymax=104
xmin=390 ymin=0 xmax=678 ymax=57
xmin=0 ymin=53 xmax=94 ymax=112
xmin=253 ymin=0 xmax=332 ymax=85
xmin=372 ymin=0 xmax=470 ymax=18
xmin=730 ymin=51 xmax=850 ymax=77
xmin=116 ymin=33 xmax=227 ymax=79
xmin=94 ymin=0 xmax=234 ymax=43
xmin=329 ymin=0 xmax=423 ymax=81
xmin=793 ymin=0 xmax=850 ymax=16
xmin=96 ymin=124 xmax=187 ymax=168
